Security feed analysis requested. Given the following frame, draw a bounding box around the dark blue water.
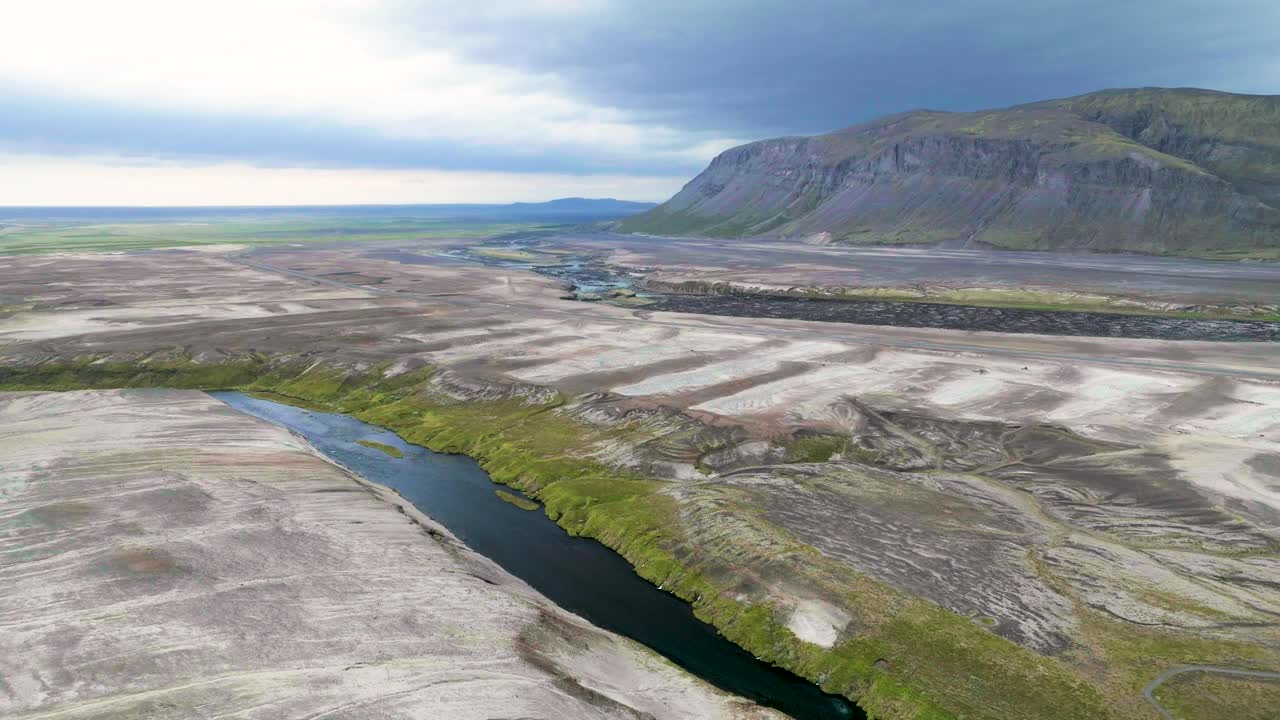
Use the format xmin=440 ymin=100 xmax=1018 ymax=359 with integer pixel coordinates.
xmin=212 ymin=391 xmax=860 ymax=720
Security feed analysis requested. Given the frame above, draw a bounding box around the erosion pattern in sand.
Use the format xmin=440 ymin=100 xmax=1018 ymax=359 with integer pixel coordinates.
xmin=0 ymin=389 xmax=782 ymax=720
xmin=1 ymin=242 xmax=1278 ymax=718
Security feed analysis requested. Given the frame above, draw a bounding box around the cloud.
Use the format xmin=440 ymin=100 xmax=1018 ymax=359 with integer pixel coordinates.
xmin=0 ymin=88 xmax=709 ymax=175
xmin=389 ymin=0 xmax=1280 ymax=136
xmin=0 ymin=0 xmax=741 ymax=179
xmin=0 ymin=153 xmax=687 ymax=205
xmin=0 ymin=0 xmax=1274 ymax=204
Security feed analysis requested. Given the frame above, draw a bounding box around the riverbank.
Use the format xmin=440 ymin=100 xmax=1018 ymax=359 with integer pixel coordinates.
xmin=0 ymin=357 xmax=1123 ymax=720
xmin=215 ymin=390 xmax=859 ymax=719
xmin=0 ymin=388 xmax=784 ymax=720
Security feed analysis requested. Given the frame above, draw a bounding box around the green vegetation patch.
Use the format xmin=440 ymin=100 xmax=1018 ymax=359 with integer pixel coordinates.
xmin=357 ymin=439 xmax=403 ymax=458
xmin=0 ymin=354 xmax=264 ymax=391
xmin=471 ymin=247 xmax=560 ymax=264
xmin=245 ymin=390 xmax=330 ymax=411
xmin=495 ymin=489 xmax=539 ymax=511
xmin=786 ymin=434 xmax=852 ymax=463
xmin=0 ymin=218 xmax=559 ymax=255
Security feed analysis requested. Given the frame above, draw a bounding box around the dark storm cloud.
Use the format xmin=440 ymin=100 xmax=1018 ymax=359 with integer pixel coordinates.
xmin=7 ymin=1 xmax=1276 ymax=176
xmin=395 ymin=0 xmax=1280 ymax=137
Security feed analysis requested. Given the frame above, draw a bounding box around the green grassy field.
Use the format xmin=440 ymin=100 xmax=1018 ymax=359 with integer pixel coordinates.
xmin=0 ymin=218 xmax=558 ymax=255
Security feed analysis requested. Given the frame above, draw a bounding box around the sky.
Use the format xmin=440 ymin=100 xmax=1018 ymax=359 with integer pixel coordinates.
xmin=1 ymin=0 xmax=1277 ymax=206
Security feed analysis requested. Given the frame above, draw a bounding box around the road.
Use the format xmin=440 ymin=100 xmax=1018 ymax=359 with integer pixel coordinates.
xmin=1143 ymin=666 xmax=1280 ymax=720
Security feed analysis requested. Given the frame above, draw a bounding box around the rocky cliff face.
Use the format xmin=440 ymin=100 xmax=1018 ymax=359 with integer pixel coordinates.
xmin=619 ymin=89 xmax=1280 ymax=256
xmin=1039 ymin=88 xmax=1280 ymax=209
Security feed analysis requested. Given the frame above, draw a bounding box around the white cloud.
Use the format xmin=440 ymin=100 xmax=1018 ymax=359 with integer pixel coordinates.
xmin=0 ymin=153 xmax=685 ymax=205
xmin=0 ymin=0 xmax=736 ymax=180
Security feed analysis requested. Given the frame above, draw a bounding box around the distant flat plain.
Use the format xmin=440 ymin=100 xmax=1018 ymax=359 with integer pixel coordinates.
xmin=0 ymin=203 xmax=646 ymax=255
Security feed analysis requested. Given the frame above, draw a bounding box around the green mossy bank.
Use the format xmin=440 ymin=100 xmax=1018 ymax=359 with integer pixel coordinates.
xmin=356 ymin=439 xmax=404 ymax=458
xmin=0 ymin=356 xmax=1115 ymax=720
xmin=495 ymin=489 xmax=540 ymax=511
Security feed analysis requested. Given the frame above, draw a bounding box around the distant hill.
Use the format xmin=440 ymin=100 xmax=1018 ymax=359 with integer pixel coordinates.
xmin=618 ymin=88 xmax=1280 ymax=257
xmin=504 ymin=198 xmax=657 ymax=217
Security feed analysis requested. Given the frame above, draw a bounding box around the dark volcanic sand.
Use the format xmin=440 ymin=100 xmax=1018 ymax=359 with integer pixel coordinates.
xmin=367 ymin=243 xmax=1279 ymax=341
xmin=644 ymin=295 xmax=1280 ymax=342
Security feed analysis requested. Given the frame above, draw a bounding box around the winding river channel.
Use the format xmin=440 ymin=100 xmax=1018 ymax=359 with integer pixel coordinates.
xmin=366 ymin=246 xmax=1280 ymax=342
xmin=213 ymin=391 xmax=861 ymax=720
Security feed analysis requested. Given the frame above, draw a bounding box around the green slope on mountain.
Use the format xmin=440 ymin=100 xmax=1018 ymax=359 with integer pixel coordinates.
xmin=618 ymin=88 xmax=1280 ymax=257
xmin=1035 ymin=88 xmax=1280 ymax=207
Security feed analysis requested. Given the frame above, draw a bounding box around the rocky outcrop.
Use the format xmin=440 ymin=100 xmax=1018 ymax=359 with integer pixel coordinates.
xmin=1036 ymin=88 xmax=1280 ymax=208
xmin=619 ymin=89 xmax=1280 ymax=257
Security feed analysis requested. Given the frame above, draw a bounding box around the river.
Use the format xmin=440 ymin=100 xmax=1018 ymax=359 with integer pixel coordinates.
xmin=365 ymin=246 xmax=1279 ymax=342
xmin=212 ymin=391 xmax=861 ymax=720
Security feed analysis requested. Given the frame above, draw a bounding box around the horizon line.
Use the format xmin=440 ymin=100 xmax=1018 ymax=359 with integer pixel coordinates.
xmin=0 ymin=198 xmax=657 ymax=210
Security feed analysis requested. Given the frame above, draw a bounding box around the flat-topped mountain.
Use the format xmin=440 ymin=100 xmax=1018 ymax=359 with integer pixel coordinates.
xmin=619 ymin=88 xmax=1280 ymax=257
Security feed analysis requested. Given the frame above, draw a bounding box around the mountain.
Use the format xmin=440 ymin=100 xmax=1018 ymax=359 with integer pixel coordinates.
xmin=618 ymin=88 xmax=1280 ymax=257
xmin=502 ymin=197 xmax=656 ymax=218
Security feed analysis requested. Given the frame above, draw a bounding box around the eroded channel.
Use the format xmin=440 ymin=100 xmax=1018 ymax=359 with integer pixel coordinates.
xmin=213 ymin=391 xmax=861 ymax=720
